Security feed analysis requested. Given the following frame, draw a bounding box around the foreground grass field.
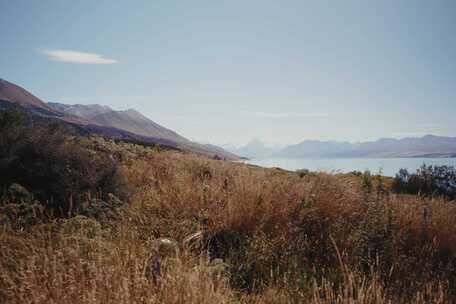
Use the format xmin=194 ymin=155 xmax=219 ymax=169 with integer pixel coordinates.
xmin=1 ymin=136 xmax=456 ymax=303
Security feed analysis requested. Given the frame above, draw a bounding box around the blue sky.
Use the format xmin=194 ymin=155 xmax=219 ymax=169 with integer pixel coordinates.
xmin=1 ymin=0 xmax=455 ymax=146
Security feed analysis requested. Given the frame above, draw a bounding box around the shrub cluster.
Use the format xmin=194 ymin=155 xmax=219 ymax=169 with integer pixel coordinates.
xmin=0 ymin=107 xmax=130 ymax=217
xmin=392 ymin=164 xmax=456 ymax=199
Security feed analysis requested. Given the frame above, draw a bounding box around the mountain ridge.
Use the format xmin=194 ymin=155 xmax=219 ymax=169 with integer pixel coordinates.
xmin=229 ymin=136 xmax=456 ymax=159
xmin=0 ymin=79 xmax=57 ymax=114
xmin=0 ymin=78 xmax=239 ymax=160
xmin=49 ymin=102 xmax=190 ymax=144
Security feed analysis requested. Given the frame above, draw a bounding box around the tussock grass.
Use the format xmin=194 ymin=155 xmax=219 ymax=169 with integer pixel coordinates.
xmin=1 ymin=140 xmax=456 ymax=303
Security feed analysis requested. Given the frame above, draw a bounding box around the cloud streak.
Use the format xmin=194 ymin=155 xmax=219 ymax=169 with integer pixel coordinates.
xmin=40 ymin=49 xmax=118 ymax=64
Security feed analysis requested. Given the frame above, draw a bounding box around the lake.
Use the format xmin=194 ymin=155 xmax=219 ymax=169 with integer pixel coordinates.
xmin=245 ymin=157 xmax=456 ymax=177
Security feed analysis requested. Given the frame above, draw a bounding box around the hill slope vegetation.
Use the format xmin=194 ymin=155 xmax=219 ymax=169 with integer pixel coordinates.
xmin=1 ymin=107 xmax=455 ymax=303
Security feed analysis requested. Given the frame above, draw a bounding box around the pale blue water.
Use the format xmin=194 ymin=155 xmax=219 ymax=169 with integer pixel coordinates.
xmin=246 ymin=158 xmax=456 ymax=177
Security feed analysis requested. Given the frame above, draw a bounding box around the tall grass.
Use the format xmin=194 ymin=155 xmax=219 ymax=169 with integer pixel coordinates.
xmin=1 ymin=139 xmax=455 ymax=303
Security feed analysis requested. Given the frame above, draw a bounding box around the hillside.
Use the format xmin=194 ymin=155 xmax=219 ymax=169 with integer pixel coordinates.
xmin=48 ymin=103 xmax=113 ymax=118
xmin=1 ymin=114 xmax=455 ymax=303
xmin=0 ymin=79 xmax=238 ymax=160
xmin=49 ymin=102 xmax=190 ymax=143
xmin=0 ymin=79 xmax=61 ymax=116
xmin=48 ymin=102 xmax=239 ymax=160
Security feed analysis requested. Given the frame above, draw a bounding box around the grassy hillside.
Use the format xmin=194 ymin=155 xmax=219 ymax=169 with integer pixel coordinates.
xmin=1 ymin=109 xmax=455 ymax=303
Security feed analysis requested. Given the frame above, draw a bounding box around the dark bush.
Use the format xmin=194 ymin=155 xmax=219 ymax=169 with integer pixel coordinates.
xmin=0 ymin=107 xmax=130 ymax=217
xmin=361 ymin=170 xmax=373 ymax=193
xmin=296 ymin=168 xmax=310 ymax=178
xmin=392 ymin=164 xmax=456 ymax=199
xmin=0 ymin=183 xmax=45 ymax=228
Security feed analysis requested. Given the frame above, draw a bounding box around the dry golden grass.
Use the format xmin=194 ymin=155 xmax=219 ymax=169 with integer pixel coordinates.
xmin=1 ymin=142 xmax=456 ymax=303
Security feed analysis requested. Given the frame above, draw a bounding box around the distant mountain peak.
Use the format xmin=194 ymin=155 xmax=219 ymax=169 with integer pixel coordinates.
xmin=47 ymin=102 xmax=186 ymax=142
xmin=123 ymin=108 xmax=140 ymax=114
xmin=121 ymin=108 xmax=146 ymax=119
xmin=423 ymin=134 xmax=438 ymax=139
xmin=231 ymin=135 xmax=456 ymax=159
xmin=48 ymin=102 xmax=113 ymax=119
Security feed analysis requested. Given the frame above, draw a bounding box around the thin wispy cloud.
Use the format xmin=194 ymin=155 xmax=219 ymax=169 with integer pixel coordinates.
xmin=240 ymin=110 xmax=329 ymax=119
xmin=40 ymin=49 xmax=118 ymax=64
xmin=391 ymin=123 xmax=447 ymax=138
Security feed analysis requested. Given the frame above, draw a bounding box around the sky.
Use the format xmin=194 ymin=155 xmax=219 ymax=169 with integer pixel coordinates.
xmin=1 ymin=0 xmax=455 ymax=146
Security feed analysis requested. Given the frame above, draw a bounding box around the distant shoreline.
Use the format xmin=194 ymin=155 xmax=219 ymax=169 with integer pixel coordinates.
xmin=238 ymin=155 xmax=456 ymax=160
xmin=242 ymin=157 xmax=456 ymax=177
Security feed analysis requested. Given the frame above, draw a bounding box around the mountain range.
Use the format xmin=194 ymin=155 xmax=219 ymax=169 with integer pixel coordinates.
xmin=0 ymin=78 xmax=239 ymax=160
xmin=228 ymin=136 xmax=456 ymax=159
xmin=48 ymin=103 xmax=189 ymax=143
xmin=2 ymin=78 xmax=454 ymax=160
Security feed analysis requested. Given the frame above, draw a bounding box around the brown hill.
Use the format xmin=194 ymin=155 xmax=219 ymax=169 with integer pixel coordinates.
xmin=0 ymin=79 xmax=59 ymax=115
